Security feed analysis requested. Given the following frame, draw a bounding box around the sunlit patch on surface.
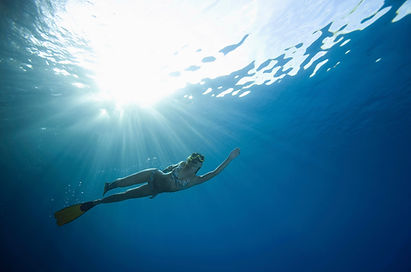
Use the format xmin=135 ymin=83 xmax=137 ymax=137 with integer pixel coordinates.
xmin=217 ymin=88 xmax=234 ymax=98
xmin=53 ymin=68 xmax=70 ymax=76
xmin=72 ymin=82 xmax=86 ymax=88
xmin=304 ymin=51 xmax=328 ymax=70
xmin=310 ymin=59 xmax=329 ymax=78
xmin=392 ymin=0 xmax=411 ymax=22
xmin=340 ymin=39 xmax=351 ymax=47
xmin=203 ymin=88 xmax=213 ymax=95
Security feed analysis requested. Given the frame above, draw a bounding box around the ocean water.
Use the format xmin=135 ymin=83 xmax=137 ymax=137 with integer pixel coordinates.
xmin=0 ymin=0 xmax=410 ymax=271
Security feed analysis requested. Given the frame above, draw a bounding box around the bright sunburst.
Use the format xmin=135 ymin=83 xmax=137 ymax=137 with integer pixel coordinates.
xmin=56 ymin=1 xmax=205 ymax=107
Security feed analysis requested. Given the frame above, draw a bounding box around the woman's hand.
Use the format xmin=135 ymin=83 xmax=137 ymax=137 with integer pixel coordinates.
xmin=229 ymin=148 xmax=240 ymax=160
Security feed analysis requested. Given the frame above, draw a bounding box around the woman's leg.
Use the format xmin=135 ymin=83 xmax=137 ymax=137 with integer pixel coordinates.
xmin=104 ymin=168 xmax=157 ymax=195
xmin=95 ymin=183 xmax=153 ymax=206
xmin=80 ymin=182 xmax=155 ymax=212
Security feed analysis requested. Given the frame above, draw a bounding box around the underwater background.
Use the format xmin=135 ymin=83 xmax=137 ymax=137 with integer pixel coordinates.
xmin=0 ymin=0 xmax=410 ymax=271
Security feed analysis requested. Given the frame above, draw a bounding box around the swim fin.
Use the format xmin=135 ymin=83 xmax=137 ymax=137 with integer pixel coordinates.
xmin=54 ymin=201 xmax=95 ymax=226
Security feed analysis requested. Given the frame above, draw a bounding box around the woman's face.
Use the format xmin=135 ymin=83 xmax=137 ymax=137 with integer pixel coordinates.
xmin=187 ymin=160 xmax=202 ymax=173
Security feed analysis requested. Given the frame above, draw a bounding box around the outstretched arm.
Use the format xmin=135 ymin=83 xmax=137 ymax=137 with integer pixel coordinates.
xmin=195 ymin=148 xmax=240 ymax=184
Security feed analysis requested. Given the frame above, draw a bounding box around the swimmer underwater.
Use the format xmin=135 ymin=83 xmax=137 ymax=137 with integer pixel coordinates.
xmin=54 ymin=148 xmax=240 ymax=226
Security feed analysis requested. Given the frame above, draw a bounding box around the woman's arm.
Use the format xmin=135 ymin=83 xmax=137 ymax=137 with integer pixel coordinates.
xmin=195 ymin=148 xmax=240 ymax=184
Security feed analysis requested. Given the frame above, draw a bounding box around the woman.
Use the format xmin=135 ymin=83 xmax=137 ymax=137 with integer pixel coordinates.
xmin=54 ymin=148 xmax=240 ymax=226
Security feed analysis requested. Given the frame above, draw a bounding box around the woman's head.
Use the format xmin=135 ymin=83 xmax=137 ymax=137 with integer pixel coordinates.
xmin=186 ymin=153 xmax=204 ymax=174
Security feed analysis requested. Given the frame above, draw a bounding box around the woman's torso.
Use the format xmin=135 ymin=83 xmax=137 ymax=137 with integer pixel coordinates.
xmin=170 ymin=162 xmax=192 ymax=190
xmin=151 ymin=162 xmax=196 ymax=197
xmin=156 ymin=162 xmax=193 ymax=192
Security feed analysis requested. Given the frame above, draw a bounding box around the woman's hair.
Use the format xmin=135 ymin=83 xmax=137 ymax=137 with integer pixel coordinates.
xmin=186 ymin=153 xmax=205 ymax=164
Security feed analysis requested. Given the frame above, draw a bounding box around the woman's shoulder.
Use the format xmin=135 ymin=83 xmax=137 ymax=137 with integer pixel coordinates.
xmin=163 ymin=161 xmax=184 ymax=173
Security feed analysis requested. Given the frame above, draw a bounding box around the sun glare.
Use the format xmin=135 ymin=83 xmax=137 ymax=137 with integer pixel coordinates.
xmin=58 ymin=1 xmax=201 ymax=107
xmin=92 ymin=20 xmax=190 ymax=107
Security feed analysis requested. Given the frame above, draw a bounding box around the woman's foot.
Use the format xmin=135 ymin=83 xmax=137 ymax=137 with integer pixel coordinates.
xmin=103 ymin=182 xmax=111 ymax=196
xmin=80 ymin=200 xmax=99 ymax=212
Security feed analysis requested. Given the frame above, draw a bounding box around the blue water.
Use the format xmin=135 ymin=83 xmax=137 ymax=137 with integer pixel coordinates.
xmin=0 ymin=0 xmax=410 ymax=271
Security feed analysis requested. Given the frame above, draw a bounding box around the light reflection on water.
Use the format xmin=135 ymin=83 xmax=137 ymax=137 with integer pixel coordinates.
xmin=1 ymin=0 xmax=409 ymax=107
